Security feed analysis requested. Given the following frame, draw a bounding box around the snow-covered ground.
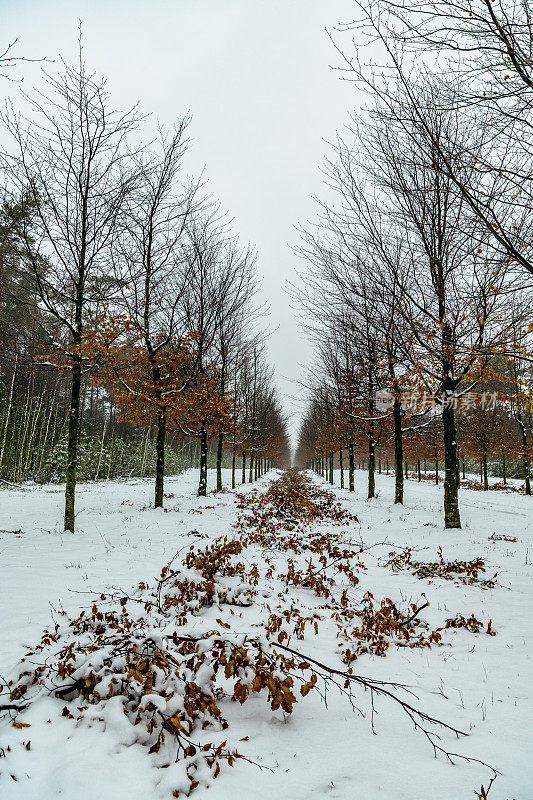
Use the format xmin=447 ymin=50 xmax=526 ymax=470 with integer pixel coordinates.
xmin=1 ymin=468 xmax=531 ymax=800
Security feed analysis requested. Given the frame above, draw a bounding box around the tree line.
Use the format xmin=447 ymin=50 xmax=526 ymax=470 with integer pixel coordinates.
xmin=295 ymin=0 xmax=533 ymax=527
xmin=0 ymin=47 xmax=290 ymax=530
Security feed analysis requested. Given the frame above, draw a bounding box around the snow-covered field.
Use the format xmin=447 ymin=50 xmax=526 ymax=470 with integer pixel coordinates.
xmin=1 ymin=469 xmax=531 ymax=800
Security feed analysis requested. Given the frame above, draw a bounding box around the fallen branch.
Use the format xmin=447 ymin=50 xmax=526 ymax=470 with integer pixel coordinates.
xmin=271 ymin=641 xmax=499 ymax=776
xmin=402 ymin=601 xmax=430 ymax=627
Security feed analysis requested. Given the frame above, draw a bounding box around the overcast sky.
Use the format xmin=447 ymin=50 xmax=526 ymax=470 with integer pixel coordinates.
xmin=2 ymin=0 xmax=364 ymax=445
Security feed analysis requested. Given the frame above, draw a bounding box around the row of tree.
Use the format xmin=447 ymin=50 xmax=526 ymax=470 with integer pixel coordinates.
xmin=295 ymin=0 xmax=533 ymax=527
xmin=298 ymin=392 xmax=531 ymax=491
xmin=0 ymin=47 xmax=290 ymax=530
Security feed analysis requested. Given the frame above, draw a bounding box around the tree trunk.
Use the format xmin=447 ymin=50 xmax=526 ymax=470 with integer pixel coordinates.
xmin=518 ymin=421 xmax=531 ymax=495
xmin=462 ymin=457 xmax=466 ymax=480
xmin=64 ymin=356 xmax=82 ymax=531
xmin=339 ymin=447 xmax=344 ymax=489
xmin=404 ymin=458 xmax=408 ymax=479
xmin=216 ymin=432 xmax=224 ymax=491
xmin=198 ymin=427 xmax=208 ymax=496
xmin=393 ymin=398 xmax=403 ymax=504
xmin=349 ymin=443 xmax=354 ymax=492
xmin=435 ymin=461 xmax=439 ymax=485
xmin=524 ymin=459 xmax=531 ymax=496
xmin=107 ymin=426 xmax=114 ymax=480
xmin=232 ymin=449 xmax=236 ymax=489
xmin=154 ymin=411 xmax=166 ymax=508
xmin=0 ymin=358 xmax=17 ymax=471
xmin=329 ymin=451 xmax=334 ymax=485
xmin=242 ymin=451 xmax=246 ymax=484
xmin=417 ymin=458 xmax=421 ymax=482
xmin=368 ymin=441 xmax=375 ymax=499
xmin=482 ymin=452 xmax=489 ymax=491
xmin=442 ymin=402 xmax=461 ymax=528
xmin=249 ymin=453 xmax=253 ymax=483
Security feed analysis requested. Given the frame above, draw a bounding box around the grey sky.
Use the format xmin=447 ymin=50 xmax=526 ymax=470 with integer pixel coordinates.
xmin=2 ymin=0 xmax=362 ymax=445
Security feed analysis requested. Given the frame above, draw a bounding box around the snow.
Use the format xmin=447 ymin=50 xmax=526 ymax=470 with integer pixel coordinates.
xmin=1 ymin=468 xmax=532 ymax=799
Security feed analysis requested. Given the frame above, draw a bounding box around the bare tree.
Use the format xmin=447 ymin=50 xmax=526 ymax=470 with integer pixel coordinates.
xmin=2 ymin=48 xmax=140 ymax=530
xmin=335 ymin=0 xmax=533 ymax=276
xmin=0 ymin=39 xmax=48 ymax=81
xmin=297 ymin=75 xmax=529 ymax=525
xmin=178 ymin=216 xmax=257 ymax=496
xmin=111 ymin=121 xmax=201 ymax=507
xmin=211 ymin=241 xmax=257 ymax=491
